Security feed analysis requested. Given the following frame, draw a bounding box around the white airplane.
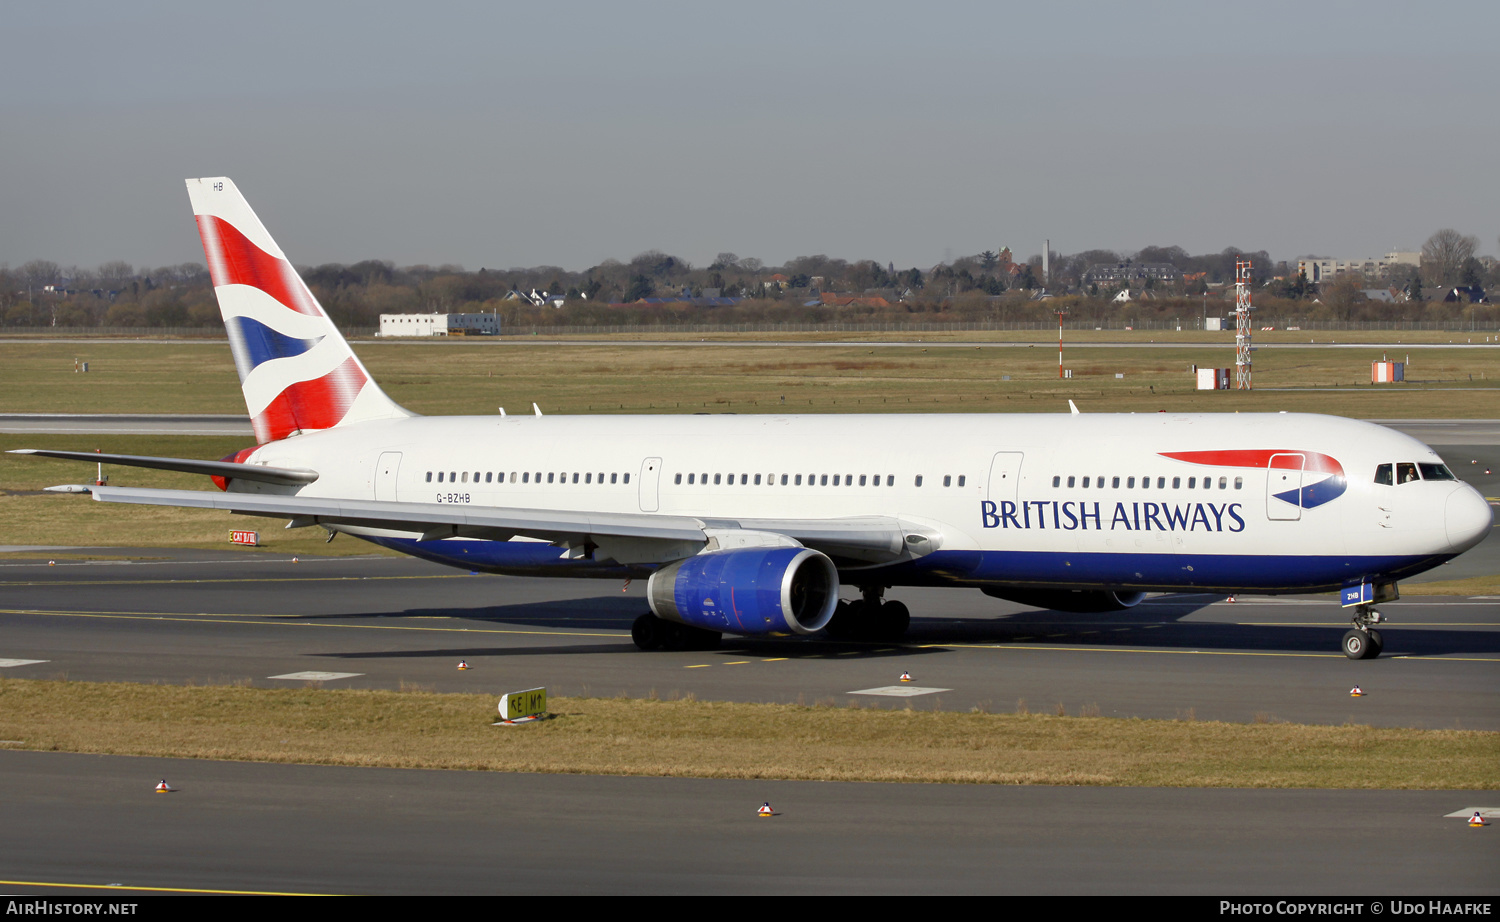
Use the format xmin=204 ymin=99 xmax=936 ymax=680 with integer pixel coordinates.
xmin=14 ymin=178 xmax=1493 ymax=660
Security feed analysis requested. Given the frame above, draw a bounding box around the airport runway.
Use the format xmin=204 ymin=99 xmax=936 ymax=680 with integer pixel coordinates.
xmin=1 ymin=542 xmax=1495 ymax=729
xmin=0 ymin=749 xmax=1494 ymax=895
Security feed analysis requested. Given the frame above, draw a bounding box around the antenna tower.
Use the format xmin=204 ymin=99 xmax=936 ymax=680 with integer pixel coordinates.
xmin=1234 ymin=258 xmax=1253 ymax=389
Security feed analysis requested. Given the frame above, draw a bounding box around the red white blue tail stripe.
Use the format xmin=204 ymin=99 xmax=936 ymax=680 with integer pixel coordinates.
xmin=187 ymin=178 xmax=407 ymax=443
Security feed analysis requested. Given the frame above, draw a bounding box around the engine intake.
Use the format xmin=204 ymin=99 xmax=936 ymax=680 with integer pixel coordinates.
xmin=648 ymin=546 xmax=839 ymax=636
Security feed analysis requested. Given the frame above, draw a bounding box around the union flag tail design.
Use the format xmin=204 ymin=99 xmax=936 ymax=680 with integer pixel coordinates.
xmin=186 ymin=177 xmax=410 ymax=443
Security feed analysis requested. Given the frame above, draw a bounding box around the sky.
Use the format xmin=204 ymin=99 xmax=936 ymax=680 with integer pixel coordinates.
xmin=2 ymin=0 xmax=1497 ymax=274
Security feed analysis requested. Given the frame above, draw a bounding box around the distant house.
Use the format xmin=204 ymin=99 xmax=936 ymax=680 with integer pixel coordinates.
xmin=819 ymin=292 xmax=891 ymax=308
xmin=1438 ymin=286 xmax=1488 ymax=304
xmin=1361 ymin=289 xmax=1398 ymax=303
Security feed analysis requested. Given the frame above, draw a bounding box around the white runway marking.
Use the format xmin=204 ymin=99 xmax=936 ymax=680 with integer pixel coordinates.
xmin=1443 ymin=807 xmax=1499 ymax=818
xmin=268 ymin=671 xmax=362 ymax=681
xmin=0 ymin=659 xmax=49 ymax=668
xmin=848 ymin=685 xmax=952 ymax=697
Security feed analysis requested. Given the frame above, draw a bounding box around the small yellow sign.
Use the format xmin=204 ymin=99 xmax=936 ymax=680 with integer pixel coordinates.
xmin=499 ymin=687 xmax=546 ymax=721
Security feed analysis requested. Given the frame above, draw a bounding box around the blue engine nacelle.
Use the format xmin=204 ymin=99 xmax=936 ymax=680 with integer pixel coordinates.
xmin=647 ymin=546 xmax=839 ymax=636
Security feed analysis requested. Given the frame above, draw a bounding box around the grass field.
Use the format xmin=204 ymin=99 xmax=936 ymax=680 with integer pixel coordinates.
xmin=2 ymin=679 xmax=1495 ymax=788
xmin=2 ymin=338 xmax=1496 ymax=418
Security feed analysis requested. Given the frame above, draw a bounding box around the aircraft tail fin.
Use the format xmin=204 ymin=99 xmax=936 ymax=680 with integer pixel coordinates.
xmin=186 ymin=177 xmax=411 ymax=443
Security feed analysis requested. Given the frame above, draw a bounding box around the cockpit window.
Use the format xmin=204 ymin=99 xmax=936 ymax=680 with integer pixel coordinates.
xmin=1396 ymin=462 xmax=1419 ymax=484
xmin=1418 ymin=463 xmax=1456 ymax=481
xmin=1374 ymin=463 xmax=1393 ymax=486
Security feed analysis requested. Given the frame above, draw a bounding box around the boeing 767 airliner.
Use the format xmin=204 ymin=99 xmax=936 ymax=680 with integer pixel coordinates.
xmin=13 ymin=178 xmax=1493 ymax=659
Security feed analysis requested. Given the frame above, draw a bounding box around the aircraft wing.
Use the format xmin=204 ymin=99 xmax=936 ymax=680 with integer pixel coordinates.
xmin=80 ymin=486 xmax=922 ymax=565
xmin=9 ymin=449 xmax=318 ymax=486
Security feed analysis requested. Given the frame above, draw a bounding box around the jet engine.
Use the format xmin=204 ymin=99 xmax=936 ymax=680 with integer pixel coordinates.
xmin=648 ymin=546 xmax=839 ymax=636
xmin=981 ymin=587 xmax=1147 ymax=612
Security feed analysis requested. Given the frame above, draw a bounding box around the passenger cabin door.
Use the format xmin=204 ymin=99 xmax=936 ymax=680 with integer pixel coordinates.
xmin=374 ymin=451 xmax=402 ymax=502
xmin=987 ymin=452 xmax=1024 ymax=503
xmin=639 ymin=457 xmax=662 ymax=512
xmin=1266 ymin=453 xmax=1304 ymax=521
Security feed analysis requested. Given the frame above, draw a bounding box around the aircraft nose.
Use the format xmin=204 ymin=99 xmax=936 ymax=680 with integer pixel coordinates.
xmin=1445 ymin=485 xmax=1494 ymax=552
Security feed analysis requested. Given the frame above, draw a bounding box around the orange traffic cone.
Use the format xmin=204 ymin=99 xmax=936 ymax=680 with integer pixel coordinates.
xmin=1350 ymin=685 xmax=1365 ymax=697
xmin=899 ymin=671 xmax=913 ymax=683
xmin=457 ymin=660 xmax=470 ymax=670
xmin=1470 ymin=812 xmax=1489 ymax=827
xmin=155 ymin=780 xmax=172 ymax=793
xmin=757 ymin=802 xmax=774 ymax=817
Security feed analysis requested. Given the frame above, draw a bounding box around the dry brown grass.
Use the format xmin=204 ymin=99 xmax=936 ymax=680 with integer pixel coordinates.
xmin=2 ymin=678 xmax=1494 ymax=788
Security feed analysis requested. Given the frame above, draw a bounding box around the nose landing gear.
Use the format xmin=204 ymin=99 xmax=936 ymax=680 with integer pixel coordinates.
xmin=1342 ymin=605 xmax=1385 ymax=660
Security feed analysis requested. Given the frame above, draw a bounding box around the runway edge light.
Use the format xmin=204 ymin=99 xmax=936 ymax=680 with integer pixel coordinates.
xmin=1470 ymin=812 xmax=1488 ymax=827
xmin=758 ymin=802 xmax=774 ymax=817
xmin=1350 ymin=685 xmax=1365 ymax=697
xmin=155 ymin=779 xmax=172 ymax=793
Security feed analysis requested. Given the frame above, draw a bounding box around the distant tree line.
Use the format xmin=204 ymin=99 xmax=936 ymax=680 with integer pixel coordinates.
xmin=3 ymin=230 xmax=1495 ymax=330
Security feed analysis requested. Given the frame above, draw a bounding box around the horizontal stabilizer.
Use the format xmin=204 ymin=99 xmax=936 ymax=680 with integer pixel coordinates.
xmin=9 ymin=449 xmax=318 ymax=486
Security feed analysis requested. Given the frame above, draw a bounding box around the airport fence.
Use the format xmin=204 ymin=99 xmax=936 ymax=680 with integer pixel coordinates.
xmin=0 ymin=320 xmax=1496 ymax=338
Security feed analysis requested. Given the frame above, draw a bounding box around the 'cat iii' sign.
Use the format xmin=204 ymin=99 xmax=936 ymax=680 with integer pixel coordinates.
xmin=498 ymin=687 xmax=547 ymax=721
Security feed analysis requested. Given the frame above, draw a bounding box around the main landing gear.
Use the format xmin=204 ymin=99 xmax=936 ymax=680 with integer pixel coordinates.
xmin=824 ymin=585 xmax=910 ymax=642
xmin=631 ymin=613 xmax=721 ymax=651
xmin=1341 ymin=605 xmax=1385 ymax=660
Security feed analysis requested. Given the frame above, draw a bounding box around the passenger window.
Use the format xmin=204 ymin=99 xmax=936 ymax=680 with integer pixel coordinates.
xmin=1112 ymin=477 xmax=1120 ymax=488
xmin=795 ymin=475 xmax=803 ymax=485
xmin=781 ymin=474 xmax=789 ymax=485
xmin=833 ymin=475 xmax=841 ymax=486
xmin=522 ymin=472 xmax=529 ymax=483
xmin=463 ymin=472 xmax=470 ymax=483
xmin=1188 ymin=477 xmax=1196 ymax=488
xmin=1066 ymin=476 xmax=1074 ymax=488
xmin=1157 ymin=477 xmax=1165 ymax=489
xmin=859 ymin=475 xmax=867 ymax=486
xmin=845 ymin=474 xmax=853 ymax=486
xmin=438 ymin=472 xmax=445 ymax=483
xmin=1141 ymin=476 xmax=1150 ymax=489
xmin=1234 ymin=477 xmax=1243 ymax=490
xmin=585 ymin=473 xmax=592 ymax=484
xmin=742 ymin=474 xmax=749 ymax=485
xmin=1218 ymin=476 xmax=1227 ymax=489
xmin=510 ymin=472 xmax=517 ymax=483
xmin=547 ymin=473 xmax=554 ymax=484
xmin=820 ymin=475 xmax=828 ymax=486
xmin=714 ymin=474 xmax=721 ymax=485
xmin=450 ymin=472 xmax=457 ymax=483
xmin=958 ymin=475 xmax=966 ymax=487
xmin=623 ymin=473 xmax=629 ymax=484
xmin=1171 ymin=477 xmax=1179 ymax=489
xmin=572 ymin=473 xmax=579 ymax=484
xmin=675 ymin=473 xmax=682 ymax=485
xmin=1418 ymin=463 xmax=1454 ymax=481
xmin=943 ymin=475 xmax=951 ymax=487
xmin=474 ymin=471 xmax=480 ymax=482
xmin=755 ymin=474 xmax=762 ymax=485
xmin=1082 ymin=476 xmax=1090 ymax=488
xmin=611 ymin=473 xmax=618 ymax=484
xmin=486 ymin=472 xmax=493 ymax=483
xmin=1052 ymin=475 xmax=1061 ymax=487
xmin=915 ymin=475 xmax=923 ymax=487
xmin=426 ymin=472 xmax=433 ymax=482
xmin=1097 ymin=476 xmax=1104 ymax=489
xmin=1126 ymin=477 xmax=1135 ymax=488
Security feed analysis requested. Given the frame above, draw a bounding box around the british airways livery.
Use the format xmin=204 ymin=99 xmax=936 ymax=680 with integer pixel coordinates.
xmin=15 ymin=178 xmax=1493 ymax=660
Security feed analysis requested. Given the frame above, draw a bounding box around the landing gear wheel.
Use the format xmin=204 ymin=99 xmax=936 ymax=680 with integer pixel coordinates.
xmin=874 ymin=600 xmax=910 ymax=641
xmin=1342 ymin=629 xmax=1375 ymax=660
xmin=823 ymin=600 xmax=860 ymax=640
xmin=632 ymin=613 xmax=664 ymax=651
xmin=1366 ymin=628 xmax=1384 ymax=659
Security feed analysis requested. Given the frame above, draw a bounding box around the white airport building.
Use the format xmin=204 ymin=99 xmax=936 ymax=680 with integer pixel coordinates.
xmin=378 ymin=312 xmax=501 ymax=337
xmin=1296 ymin=251 xmax=1419 ymax=283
